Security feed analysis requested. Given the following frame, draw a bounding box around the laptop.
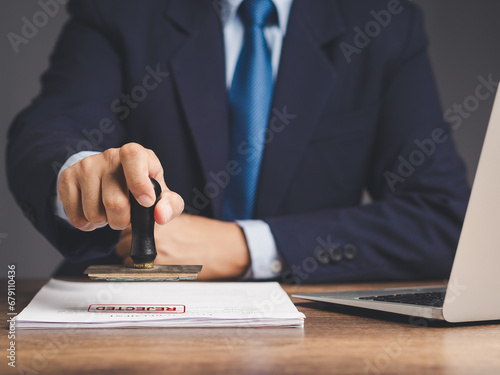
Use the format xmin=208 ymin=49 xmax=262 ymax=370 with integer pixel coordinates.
xmin=293 ymin=90 xmax=500 ymax=323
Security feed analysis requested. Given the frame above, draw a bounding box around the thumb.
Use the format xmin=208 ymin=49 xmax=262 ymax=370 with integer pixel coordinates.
xmin=154 ymin=179 xmax=184 ymax=225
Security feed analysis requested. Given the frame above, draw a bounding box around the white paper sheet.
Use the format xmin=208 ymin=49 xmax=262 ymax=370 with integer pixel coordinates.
xmin=16 ymin=279 xmax=305 ymax=329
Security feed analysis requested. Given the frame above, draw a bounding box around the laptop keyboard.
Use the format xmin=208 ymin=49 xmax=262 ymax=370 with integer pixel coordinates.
xmin=358 ymin=291 xmax=446 ymax=307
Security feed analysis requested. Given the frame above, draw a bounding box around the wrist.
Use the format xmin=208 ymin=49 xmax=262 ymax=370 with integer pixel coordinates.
xmin=224 ymin=222 xmax=251 ymax=278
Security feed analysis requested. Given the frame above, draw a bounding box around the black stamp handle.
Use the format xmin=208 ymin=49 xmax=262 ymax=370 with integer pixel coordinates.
xmin=129 ymin=178 xmax=162 ymax=268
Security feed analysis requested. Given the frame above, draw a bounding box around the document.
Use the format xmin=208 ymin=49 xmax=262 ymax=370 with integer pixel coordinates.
xmin=16 ymin=279 xmax=305 ymax=329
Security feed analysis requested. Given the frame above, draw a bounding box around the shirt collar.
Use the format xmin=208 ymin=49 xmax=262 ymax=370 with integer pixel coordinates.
xmin=221 ymin=0 xmax=293 ymax=34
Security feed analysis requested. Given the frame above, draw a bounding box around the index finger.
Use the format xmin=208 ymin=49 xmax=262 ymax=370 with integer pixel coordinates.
xmin=119 ymin=143 xmax=163 ymax=207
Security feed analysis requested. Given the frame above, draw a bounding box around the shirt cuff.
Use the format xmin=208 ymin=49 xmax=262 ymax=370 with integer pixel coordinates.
xmin=236 ymin=220 xmax=283 ymax=280
xmin=54 ymin=151 xmax=101 ymax=221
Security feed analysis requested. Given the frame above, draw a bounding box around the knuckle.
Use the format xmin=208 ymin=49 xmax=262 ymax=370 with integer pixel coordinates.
xmin=58 ymin=168 xmax=74 ymax=188
xmin=120 ymin=142 xmax=143 ymax=159
xmin=102 ymin=148 xmax=119 ymax=163
xmin=78 ymin=157 xmax=94 ymax=174
xmin=147 ymin=148 xmax=158 ymax=160
xmin=103 ymin=195 xmax=128 ymax=212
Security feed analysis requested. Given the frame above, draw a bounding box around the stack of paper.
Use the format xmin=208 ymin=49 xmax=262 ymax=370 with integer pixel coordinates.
xmin=16 ymin=279 xmax=305 ymax=329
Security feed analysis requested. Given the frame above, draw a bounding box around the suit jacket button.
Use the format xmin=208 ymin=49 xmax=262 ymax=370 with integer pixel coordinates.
xmin=314 ymin=247 xmax=331 ymax=265
xmin=270 ymin=259 xmax=282 ymax=274
xmin=328 ymin=245 xmax=343 ymax=263
xmin=344 ymin=244 xmax=358 ymax=260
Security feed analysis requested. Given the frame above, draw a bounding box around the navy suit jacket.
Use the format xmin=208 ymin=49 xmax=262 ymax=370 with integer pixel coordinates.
xmin=7 ymin=0 xmax=470 ymax=283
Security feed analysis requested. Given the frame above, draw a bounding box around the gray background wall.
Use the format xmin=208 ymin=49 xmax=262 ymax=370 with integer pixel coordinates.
xmin=1 ymin=1 xmax=499 ymax=277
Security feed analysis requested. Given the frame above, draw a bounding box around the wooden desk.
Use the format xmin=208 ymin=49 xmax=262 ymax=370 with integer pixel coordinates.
xmin=2 ymin=279 xmax=500 ymax=375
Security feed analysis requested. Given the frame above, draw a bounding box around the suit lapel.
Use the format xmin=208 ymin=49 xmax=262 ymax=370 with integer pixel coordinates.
xmin=255 ymin=0 xmax=347 ymax=218
xmin=166 ymin=0 xmax=229 ymax=218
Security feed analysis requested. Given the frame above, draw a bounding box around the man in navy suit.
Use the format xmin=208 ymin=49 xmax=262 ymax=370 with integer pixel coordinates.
xmin=7 ymin=0 xmax=470 ymax=283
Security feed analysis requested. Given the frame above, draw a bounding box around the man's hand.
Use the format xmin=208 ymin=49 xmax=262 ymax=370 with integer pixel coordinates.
xmin=115 ymin=214 xmax=251 ymax=280
xmin=58 ymin=143 xmax=184 ymax=231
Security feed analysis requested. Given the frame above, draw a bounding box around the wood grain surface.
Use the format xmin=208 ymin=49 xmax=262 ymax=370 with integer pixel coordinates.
xmin=2 ymin=279 xmax=500 ymax=375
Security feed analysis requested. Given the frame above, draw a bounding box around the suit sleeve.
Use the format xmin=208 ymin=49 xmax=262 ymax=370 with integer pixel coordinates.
xmin=6 ymin=0 xmax=126 ymax=262
xmin=265 ymin=5 xmax=471 ymax=283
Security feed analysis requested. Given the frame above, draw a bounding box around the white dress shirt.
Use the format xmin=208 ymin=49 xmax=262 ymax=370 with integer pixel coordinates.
xmin=55 ymin=0 xmax=293 ymax=279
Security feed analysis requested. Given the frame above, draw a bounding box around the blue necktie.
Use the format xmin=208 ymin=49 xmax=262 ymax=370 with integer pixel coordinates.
xmin=222 ymin=0 xmax=277 ymax=221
